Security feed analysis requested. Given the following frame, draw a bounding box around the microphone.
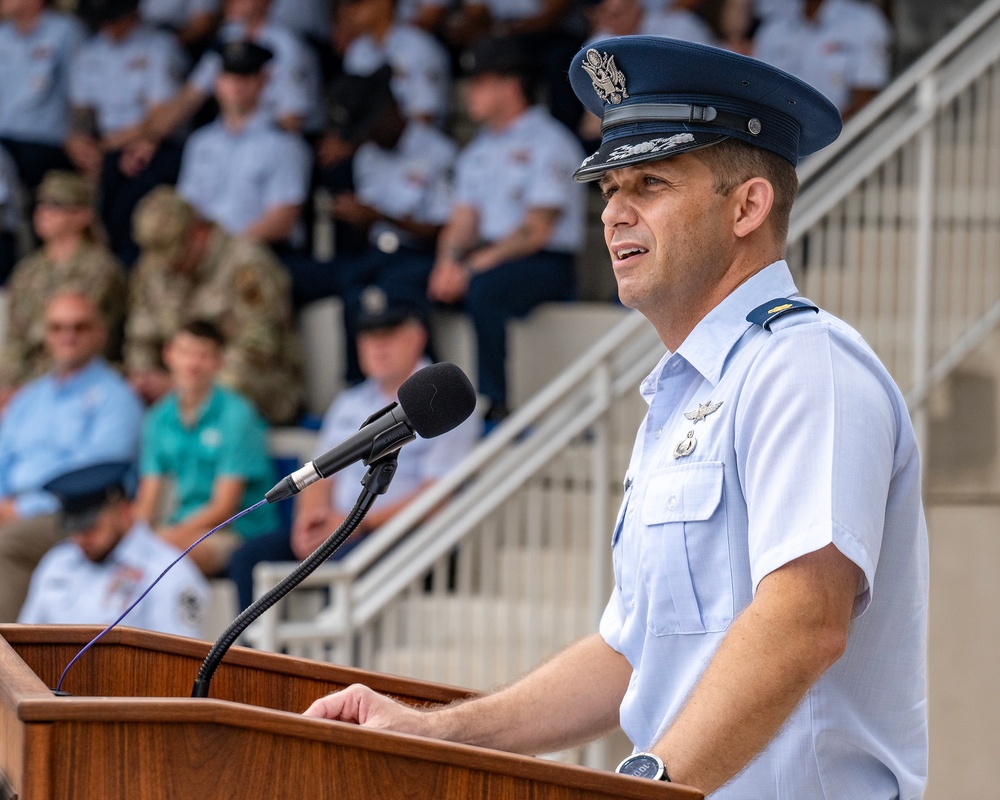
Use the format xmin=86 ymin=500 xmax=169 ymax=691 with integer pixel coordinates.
xmin=265 ymin=362 xmax=476 ymax=504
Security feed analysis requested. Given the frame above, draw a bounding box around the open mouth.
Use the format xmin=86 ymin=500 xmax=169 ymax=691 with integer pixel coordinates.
xmin=613 ymin=246 xmax=648 ymax=263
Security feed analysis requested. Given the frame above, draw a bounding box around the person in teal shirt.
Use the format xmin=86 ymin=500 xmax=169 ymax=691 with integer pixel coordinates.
xmin=134 ymin=319 xmax=278 ymax=575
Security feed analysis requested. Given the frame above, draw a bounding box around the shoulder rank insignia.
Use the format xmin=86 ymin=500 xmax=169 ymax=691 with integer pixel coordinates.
xmin=746 ymin=298 xmax=819 ymax=331
xmin=581 ymin=49 xmax=629 ymax=105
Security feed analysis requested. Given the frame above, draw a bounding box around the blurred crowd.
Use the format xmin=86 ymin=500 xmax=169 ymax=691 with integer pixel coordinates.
xmin=0 ymin=0 xmax=896 ymax=633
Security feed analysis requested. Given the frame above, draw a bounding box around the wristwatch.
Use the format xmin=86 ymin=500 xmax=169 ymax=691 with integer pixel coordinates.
xmin=615 ymin=752 xmax=671 ymax=782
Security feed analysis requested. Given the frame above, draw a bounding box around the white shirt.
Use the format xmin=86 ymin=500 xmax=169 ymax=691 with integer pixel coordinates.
xmin=316 ymin=360 xmax=482 ymax=515
xmin=177 ymin=111 xmax=312 ymax=236
xmin=343 ymin=23 xmax=451 ymax=124
xmin=602 ymin=261 xmax=928 ymax=798
xmin=19 ymin=520 xmax=210 ymax=639
xmin=354 ymin=120 xmax=457 ymax=228
xmin=454 ymin=106 xmax=585 ymax=253
xmin=753 ymin=0 xmax=891 ymax=113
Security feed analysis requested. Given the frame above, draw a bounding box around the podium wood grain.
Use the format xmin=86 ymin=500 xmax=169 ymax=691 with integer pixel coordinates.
xmin=0 ymin=625 xmax=702 ymax=800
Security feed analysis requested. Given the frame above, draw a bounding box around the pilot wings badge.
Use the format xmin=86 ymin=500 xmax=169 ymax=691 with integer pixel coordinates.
xmin=684 ymin=400 xmax=723 ymax=423
xmin=582 ymin=49 xmax=629 ymax=105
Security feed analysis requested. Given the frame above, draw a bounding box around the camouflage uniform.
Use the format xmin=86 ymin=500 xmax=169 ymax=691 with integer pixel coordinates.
xmin=127 ymin=187 xmax=304 ymax=424
xmin=0 ymin=172 xmax=127 ymax=391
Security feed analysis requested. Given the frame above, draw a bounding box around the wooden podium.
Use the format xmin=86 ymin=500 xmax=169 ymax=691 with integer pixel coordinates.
xmin=0 ymin=625 xmax=702 ymax=800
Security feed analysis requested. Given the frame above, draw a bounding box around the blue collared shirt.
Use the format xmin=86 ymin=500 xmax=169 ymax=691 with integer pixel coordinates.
xmin=0 ymin=359 xmax=144 ymax=518
xmin=601 ymin=261 xmax=928 ymax=798
xmin=0 ymin=11 xmax=86 ymax=144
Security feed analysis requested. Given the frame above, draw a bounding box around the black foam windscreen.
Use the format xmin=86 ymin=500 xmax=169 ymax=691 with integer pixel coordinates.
xmin=397 ymin=362 xmax=477 ymax=438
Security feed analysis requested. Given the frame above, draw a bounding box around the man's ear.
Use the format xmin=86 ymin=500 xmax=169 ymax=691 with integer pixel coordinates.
xmin=732 ymin=177 xmax=775 ymax=239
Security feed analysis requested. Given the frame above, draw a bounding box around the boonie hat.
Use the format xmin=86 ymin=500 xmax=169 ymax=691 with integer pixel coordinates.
xmin=569 ymin=36 xmax=843 ymax=181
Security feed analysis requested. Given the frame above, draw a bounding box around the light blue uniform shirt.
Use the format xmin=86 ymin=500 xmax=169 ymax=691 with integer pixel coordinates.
xmin=0 ymin=359 xmax=144 ymax=518
xmin=317 ymin=360 xmax=482 ymax=515
xmin=602 ymin=261 xmax=928 ymax=799
xmin=354 ymin=120 xmax=457 ymax=243
xmin=69 ymin=23 xmax=186 ymax=136
xmin=454 ymin=106 xmax=585 ymax=254
xmin=267 ymin=0 xmax=332 ymax=42
xmin=343 ymin=24 xmax=450 ymax=124
xmin=189 ymin=20 xmax=323 ymax=131
xmin=140 ymin=0 xmax=220 ymax=30
xmin=0 ymin=11 xmax=86 ymax=145
xmin=177 ymin=111 xmax=312 ymax=236
xmin=18 ymin=520 xmax=210 ymax=639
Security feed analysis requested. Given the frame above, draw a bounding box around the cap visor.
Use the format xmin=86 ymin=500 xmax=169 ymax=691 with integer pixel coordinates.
xmin=574 ymin=131 xmax=725 ymax=182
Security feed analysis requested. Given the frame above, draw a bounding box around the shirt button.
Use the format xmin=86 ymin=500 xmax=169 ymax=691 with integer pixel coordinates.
xmin=654 ymin=427 xmax=662 ymax=439
xmin=667 ymin=496 xmax=678 ymax=510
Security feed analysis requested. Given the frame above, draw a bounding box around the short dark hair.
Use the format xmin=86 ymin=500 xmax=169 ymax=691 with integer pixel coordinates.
xmin=691 ymin=138 xmax=800 ymax=245
xmin=176 ymin=319 xmax=226 ymax=348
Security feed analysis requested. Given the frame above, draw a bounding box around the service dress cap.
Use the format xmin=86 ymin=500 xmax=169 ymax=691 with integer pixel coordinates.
xmin=569 ymin=36 xmax=843 ymax=181
xmin=356 ymin=287 xmax=426 ymax=333
xmin=44 ymin=461 xmax=133 ymax=535
xmin=220 ymin=40 xmax=274 ymax=75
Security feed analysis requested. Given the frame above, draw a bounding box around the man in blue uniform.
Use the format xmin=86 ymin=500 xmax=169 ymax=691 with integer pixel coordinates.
xmin=69 ymin=0 xmax=188 ymax=264
xmin=18 ymin=461 xmax=209 ymax=639
xmin=304 ymin=38 xmax=929 ymax=800
xmin=0 ymin=0 xmax=85 ymax=191
xmin=429 ymin=35 xmax=585 ymax=421
xmin=176 ymin=39 xmax=312 ymax=250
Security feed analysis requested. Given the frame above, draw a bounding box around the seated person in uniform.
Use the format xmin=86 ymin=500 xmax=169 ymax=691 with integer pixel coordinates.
xmin=0 ymin=0 xmax=84 ymax=193
xmin=175 ymin=39 xmax=312 ymax=251
xmin=126 ymin=186 xmax=304 ymax=425
xmin=18 ymin=461 xmax=209 ymax=639
xmin=67 ymin=0 xmax=189 ymax=265
xmin=139 ymin=0 xmax=222 ymax=53
xmin=0 ymin=171 xmax=127 ymax=405
xmin=0 ymin=291 xmax=144 ymax=623
xmin=428 ymin=36 xmax=585 ymax=422
xmin=290 ymin=65 xmax=456 ymax=383
xmin=133 ymin=320 xmax=280 ymax=577
xmin=226 ymin=291 xmax=482 ymax=611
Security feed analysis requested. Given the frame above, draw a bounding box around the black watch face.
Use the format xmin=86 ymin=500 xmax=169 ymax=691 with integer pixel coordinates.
xmin=618 ymin=754 xmax=664 ymax=780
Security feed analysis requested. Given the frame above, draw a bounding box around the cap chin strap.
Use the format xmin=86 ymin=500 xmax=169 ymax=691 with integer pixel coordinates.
xmin=601 ymin=102 xmax=761 ymax=137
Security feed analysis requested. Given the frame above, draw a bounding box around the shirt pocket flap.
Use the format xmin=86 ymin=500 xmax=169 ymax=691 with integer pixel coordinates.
xmin=641 ymin=461 xmax=724 ymax=524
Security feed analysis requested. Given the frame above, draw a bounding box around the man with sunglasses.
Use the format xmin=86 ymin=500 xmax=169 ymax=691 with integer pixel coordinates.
xmin=0 ymin=291 xmax=143 ymax=622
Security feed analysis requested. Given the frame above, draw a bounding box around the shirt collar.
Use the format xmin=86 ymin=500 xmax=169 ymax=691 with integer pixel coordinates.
xmin=49 ymin=357 xmax=107 ymax=391
xmin=642 ymin=260 xmax=799 ymax=395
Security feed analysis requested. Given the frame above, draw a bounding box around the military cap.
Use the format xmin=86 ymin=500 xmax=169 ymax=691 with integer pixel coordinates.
xmin=460 ymin=35 xmax=536 ymax=79
xmin=569 ymin=36 xmax=843 ymax=181
xmin=132 ymin=186 xmax=197 ymax=262
xmin=78 ymin=0 xmax=140 ymax=27
xmin=36 ymin=171 xmax=94 ymax=209
xmin=356 ymin=287 xmax=426 ymax=333
xmin=220 ymin=40 xmax=274 ymax=75
xmin=326 ymin=64 xmax=396 ymax=144
xmin=44 ymin=462 xmax=132 ymax=535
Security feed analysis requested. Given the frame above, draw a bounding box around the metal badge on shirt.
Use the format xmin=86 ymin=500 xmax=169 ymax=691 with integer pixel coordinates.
xmin=674 ymin=400 xmax=723 ymax=458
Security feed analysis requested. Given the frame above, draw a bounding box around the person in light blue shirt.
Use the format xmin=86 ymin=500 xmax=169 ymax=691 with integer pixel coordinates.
xmin=68 ymin=0 xmax=189 ymax=264
xmin=226 ymin=293 xmax=482 ymax=610
xmin=0 ymin=291 xmax=143 ymax=622
xmin=0 ymin=0 xmax=85 ymax=190
xmin=18 ymin=461 xmax=210 ymax=639
xmin=177 ymin=40 xmax=312 ymax=249
xmin=428 ymin=35 xmax=584 ymax=421
xmin=304 ymin=38 xmax=928 ymax=800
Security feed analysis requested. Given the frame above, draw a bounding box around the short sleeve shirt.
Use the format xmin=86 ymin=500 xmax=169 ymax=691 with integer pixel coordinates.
xmin=69 ymin=24 xmax=186 ymax=135
xmin=601 ymin=261 xmax=928 ymax=798
xmin=454 ymin=106 xmax=585 ymax=253
xmin=141 ymin=385 xmax=279 ymax=539
xmin=140 ymin=0 xmax=220 ymax=30
xmin=18 ymin=520 xmax=210 ymax=638
xmin=177 ymin=112 xmax=312 ymax=235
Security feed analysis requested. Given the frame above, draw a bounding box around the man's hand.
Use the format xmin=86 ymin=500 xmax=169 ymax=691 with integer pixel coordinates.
xmin=330 ymin=193 xmax=381 ymax=229
xmin=427 ymin=257 xmax=470 ymax=304
xmin=119 ymin=138 xmax=159 ymax=178
xmin=0 ymin=497 xmax=19 ymax=525
xmin=64 ymin=133 xmax=103 ymax=178
xmin=303 ymin=684 xmax=437 ymax=736
xmin=290 ymin=506 xmax=346 ymax=560
xmin=316 ymin=134 xmax=355 ymax=169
